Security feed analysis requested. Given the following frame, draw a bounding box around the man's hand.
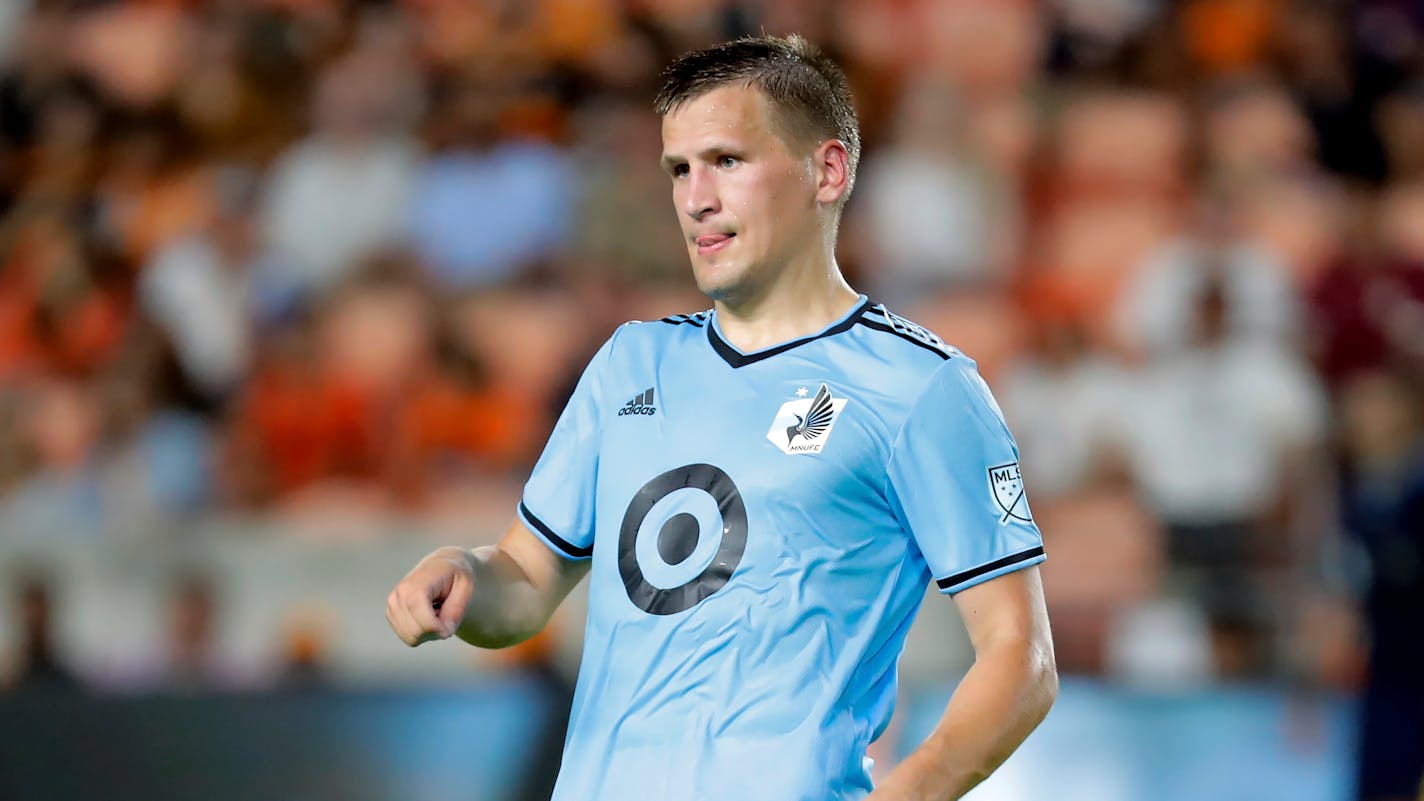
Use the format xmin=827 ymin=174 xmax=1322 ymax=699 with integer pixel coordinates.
xmin=385 ymin=522 xmax=590 ymax=650
xmin=386 ymin=546 xmax=476 ymax=647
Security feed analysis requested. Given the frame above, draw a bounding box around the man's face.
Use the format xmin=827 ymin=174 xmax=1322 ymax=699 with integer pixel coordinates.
xmin=660 ymin=85 xmax=818 ymax=303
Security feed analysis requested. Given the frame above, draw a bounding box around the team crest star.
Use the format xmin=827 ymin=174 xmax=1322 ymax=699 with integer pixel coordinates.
xmin=796 ymin=387 xmax=808 ymax=397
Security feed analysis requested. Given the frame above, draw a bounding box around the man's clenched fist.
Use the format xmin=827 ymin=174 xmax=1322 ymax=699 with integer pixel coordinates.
xmin=386 ymin=546 xmax=476 ymax=647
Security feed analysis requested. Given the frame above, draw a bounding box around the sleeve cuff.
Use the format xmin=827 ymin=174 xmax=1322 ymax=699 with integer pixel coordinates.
xmin=934 ymin=546 xmax=1045 ymax=595
xmin=518 ymin=501 xmax=593 ymax=560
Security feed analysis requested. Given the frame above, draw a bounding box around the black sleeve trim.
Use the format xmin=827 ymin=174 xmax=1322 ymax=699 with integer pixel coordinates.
xmin=934 ymin=546 xmax=1045 ymax=591
xmin=519 ymin=502 xmax=593 ymax=559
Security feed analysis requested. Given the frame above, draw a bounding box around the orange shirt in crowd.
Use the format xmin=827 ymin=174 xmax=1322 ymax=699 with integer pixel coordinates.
xmin=226 ymin=365 xmax=377 ymax=502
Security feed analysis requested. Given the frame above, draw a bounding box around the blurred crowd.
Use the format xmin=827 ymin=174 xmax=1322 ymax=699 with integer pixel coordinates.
xmin=1 ymin=0 xmax=1422 ymax=706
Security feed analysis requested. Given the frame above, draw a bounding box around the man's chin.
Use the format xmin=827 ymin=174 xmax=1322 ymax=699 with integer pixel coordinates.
xmin=692 ymin=266 xmax=739 ymax=303
xmin=703 ymin=285 xmax=733 ymax=302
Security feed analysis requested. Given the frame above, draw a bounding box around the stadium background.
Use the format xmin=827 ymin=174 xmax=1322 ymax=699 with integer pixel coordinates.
xmin=0 ymin=0 xmax=1420 ymax=799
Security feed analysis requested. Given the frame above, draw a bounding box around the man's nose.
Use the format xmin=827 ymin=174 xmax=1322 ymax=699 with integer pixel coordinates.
xmin=683 ymin=167 xmax=720 ymax=221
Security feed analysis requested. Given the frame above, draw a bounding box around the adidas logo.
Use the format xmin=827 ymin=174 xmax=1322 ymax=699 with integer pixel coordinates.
xmin=618 ymin=388 xmax=657 ymax=416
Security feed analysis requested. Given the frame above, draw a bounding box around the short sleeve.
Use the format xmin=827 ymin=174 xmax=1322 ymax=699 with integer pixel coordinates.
xmin=885 ymin=357 xmax=1046 ymax=594
xmin=517 ymin=330 xmax=619 ymax=560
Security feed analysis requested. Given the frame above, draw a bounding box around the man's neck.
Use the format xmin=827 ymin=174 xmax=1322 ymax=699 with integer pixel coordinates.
xmin=713 ymin=253 xmax=861 ymax=354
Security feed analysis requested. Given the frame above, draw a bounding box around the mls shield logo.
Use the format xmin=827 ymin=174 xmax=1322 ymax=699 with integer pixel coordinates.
xmin=766 ymin=384 xmax=848 ymax=455
xmin=988 ymin=462 xmax=1032 ymax=524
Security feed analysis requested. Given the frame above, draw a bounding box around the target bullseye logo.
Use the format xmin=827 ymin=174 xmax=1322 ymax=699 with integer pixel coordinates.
xmin=618 ymin=463 xmax=747 ymax=615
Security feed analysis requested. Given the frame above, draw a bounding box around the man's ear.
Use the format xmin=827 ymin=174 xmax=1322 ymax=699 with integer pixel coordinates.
xmin=812 ymin=138 xmax=850 ymax=206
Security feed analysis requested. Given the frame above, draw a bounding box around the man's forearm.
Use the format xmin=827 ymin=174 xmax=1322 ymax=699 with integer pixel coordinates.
xmin=451 ymin=545 xmax=554 ymax=649
xmin=867 ymin=638 xmax=1057 ymax=801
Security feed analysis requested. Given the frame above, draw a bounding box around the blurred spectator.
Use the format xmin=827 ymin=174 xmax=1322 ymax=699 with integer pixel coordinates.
xmin=0 ymin=0 xmax=30 ymax=57
xmin=0 ymin=8 xmax=97 ymax=158
xmin=92 ymin=326 xmax=216 ymax=521
xmin=1107 ymin=596 xmax=1216 ymax=690
xmin=162 ymin=573 xmax=226 ymax=692
xmin=349 ymin=6 xmax=427 ymax=133
xmin=0 ymin=378 xmax=107 ymax=537
xmin=895 ymin=288 xmax=1027 ymax=382
xmin=1180 ymin=0 xmax=1280 ymax=77
xmin=221 ymin=307 xmax=379 ymax=509
xmin=998 ymin=313 xmax=1124 ymax=500
xmin=1035 ymin=487 xmax=1167 ymax=676
xmin=1235 ymin=170 xmax=1347 ymax=287
xmin=0 ymin=389 xmax=27 ymax=495
xmin=391 ymin=321 xmax=544 ymax=505
xmin=570 ymin=97 xmax=686 ymax=285
xmin=959 ymin=91 xmax=1039 ymax=186
xmin=101 ymin=408 xmax=214 ymax=525
xmin=1308 ymin=184 xmax=1424 ymax=388
xmin=1051 ymin=88 xmax=1188 ymax=202
xmin=172 ymin=10 xmax=295 ymax=164
xmin=0 ymin=330 xmax=215 ymax=534
xmin=1338 ymin=369 xmax=1424 ymax=801
xmin=1273 ymin=0 xmax=1389 ymax=183
xmin=918 ymin=0 xmax=1043 ymax=97
xmin=275 ymin=604 xmax=331 ymax=690
xmin=92 ymin=108 xmax=218 ymax=266
xmin=67 ymin=0 xmax=187 ymax=110
xmin=403 ymin=77 xmax=574 ymax=289
xmin=1110 ymin=277 xmax=1329 ymax=676
xmin=260 ymin=54 xmax=420 ymax=297
xmin=139 ymin=167 xmax=266 ymax=404
xmin=1029 ymin=88 xmax=1186 ymax=345
xmin=856 ymin=80 xmax=1013 ymax=302
xmin=104 ymin=571 xmax=238 ymax=693
xmin=1376 ymin=80 xmax=1424 ymax=181
xmin=1202 ymin=79 xmax=1316 ymax=181
xmin=2 ymin=81 xmax=104 ymax=218
xmin=1115 ymin=193 xmax=1301 ymax=356
xmin=1045 ymin=0 xmax=1163 ymax=77
xmin=3 ymin=572 xmax=80 ymax=693
xmin=441 ymin=287 xmax=585 ymax=428
xmin=0 ymin=209 xmax=129 ymax=381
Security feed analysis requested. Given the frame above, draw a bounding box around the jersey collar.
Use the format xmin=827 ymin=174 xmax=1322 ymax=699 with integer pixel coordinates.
xmin=706 ymin=295 xmax=871 ymax=368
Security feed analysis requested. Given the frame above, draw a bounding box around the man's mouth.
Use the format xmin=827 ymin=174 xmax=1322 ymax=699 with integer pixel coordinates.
xmin=695 ymin=233 xmax=734 ymax=253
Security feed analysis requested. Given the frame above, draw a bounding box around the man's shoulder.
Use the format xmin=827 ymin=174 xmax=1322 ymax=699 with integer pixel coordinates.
xmin=605 ymin=310 xmax=714 ymax=352
xmin=849 ymin=303 xmax=962 ymax=377
xmin=649 ymin=309 xmax=714 ymax=330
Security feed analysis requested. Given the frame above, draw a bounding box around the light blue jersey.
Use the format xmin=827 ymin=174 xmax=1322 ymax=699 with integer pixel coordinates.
xmin=518 ymin=296 xmax=1045 ymax=801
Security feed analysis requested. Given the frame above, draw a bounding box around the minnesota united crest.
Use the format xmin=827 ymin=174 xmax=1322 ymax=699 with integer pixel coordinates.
xmin=766 ymin=384 xmax=849 ymax=455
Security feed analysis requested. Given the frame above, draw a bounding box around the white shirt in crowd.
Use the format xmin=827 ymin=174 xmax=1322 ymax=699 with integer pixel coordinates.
xmin=140 ymin=234 xmax=253 ymax=397
xmin=1116 ymin=239 xmax=1301 ymax=355
xmin=998 ymin=356 xmax=1128 ymax=499
xmin=260 ymin=136 xmax=419 ymax=290
xmin=1112 ymin=339 xmax=1329 ymax=525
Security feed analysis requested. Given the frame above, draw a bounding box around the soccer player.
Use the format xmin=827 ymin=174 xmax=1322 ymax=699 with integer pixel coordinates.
xmin=386 ymin=35 xmax=1056 ymax=801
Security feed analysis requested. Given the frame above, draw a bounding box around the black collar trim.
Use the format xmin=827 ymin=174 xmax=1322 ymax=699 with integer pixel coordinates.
xmin=707 ymin=298 xmax=872 ymax=368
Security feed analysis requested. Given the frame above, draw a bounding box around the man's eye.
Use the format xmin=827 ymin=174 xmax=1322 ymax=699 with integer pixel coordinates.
xmin=671 ymin=164 xmax=689 ymax=178
xmin=718 ymin=156 xmax=738 ymax=169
